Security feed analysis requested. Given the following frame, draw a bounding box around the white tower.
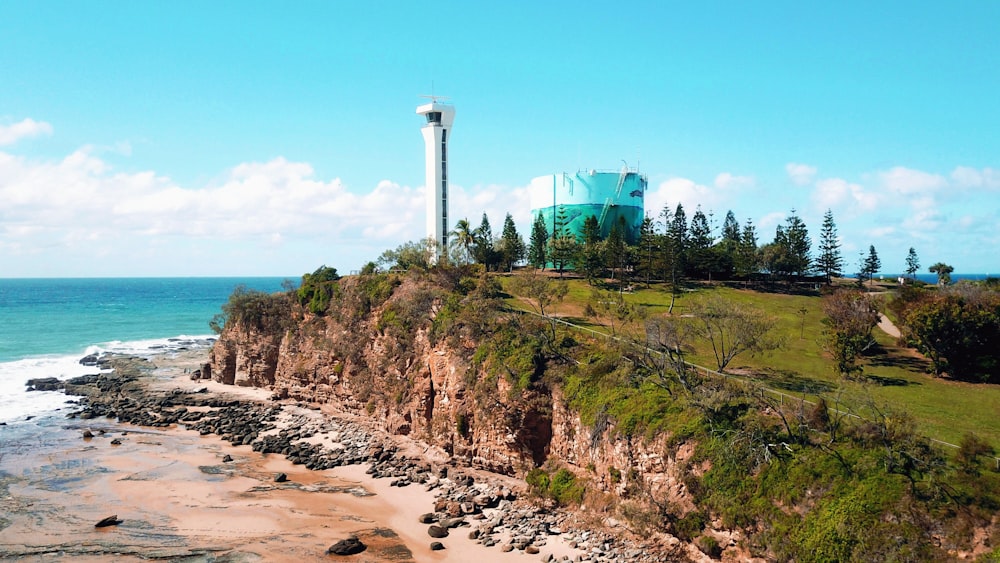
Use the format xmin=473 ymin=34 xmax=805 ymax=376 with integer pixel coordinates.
xmin=416 ymin=99 xmax=455 ymax=263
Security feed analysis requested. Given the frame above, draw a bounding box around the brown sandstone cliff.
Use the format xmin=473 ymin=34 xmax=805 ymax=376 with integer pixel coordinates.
xmin=207 ymin=274 xmax=693 ymax=515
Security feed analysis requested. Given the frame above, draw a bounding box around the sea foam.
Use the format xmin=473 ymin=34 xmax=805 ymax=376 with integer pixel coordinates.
xmin=0 ymin=335 xmax=215 ymax=425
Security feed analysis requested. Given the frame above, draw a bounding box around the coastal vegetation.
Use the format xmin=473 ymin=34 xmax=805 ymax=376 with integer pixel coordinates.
xmin=210 ymin=205 xmax=1000 ymax=560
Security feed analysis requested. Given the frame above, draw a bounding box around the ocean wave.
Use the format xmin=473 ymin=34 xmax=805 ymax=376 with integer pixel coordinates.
xmin=0 ymin=334 xmax=216 ymax=425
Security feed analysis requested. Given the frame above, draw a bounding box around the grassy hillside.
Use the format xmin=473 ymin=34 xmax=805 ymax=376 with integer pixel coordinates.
xmin=503 ymin=275 xmax=1000 ymax=452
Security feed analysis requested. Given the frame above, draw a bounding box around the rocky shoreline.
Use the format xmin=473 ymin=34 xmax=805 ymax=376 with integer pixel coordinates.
xmin=47 ymin=353 xmax=684 ymax=562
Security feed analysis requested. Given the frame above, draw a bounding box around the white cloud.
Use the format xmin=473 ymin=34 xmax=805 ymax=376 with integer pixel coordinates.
xmin=868 ymin=226 xmax=896 ymax=238
xmin=0 ymin=118 xmax=53 ymax=145
xmin=878 ymin=166 xmax=947 ymax=195
xmin=646 ymin=177 xmax=718 ymax=219
xmin=813 ymin=178 xmax=879 ymax=213
xmin=0 ymin=145 xmax=546 ymax=274
xmin=785 ymin=162 xmax=817 ymax=186
xmin=951 ymin=166 xmax=1000 ymax=190
xmin=0 ymin=150 xmax=426 ymax=250
xmin=758 ymin=211 xmax=786 ymax=232
xmin=714 ymin=172 xmax=754 ymax=190
xmin=901 ymin=209 xmax=944 ymax=233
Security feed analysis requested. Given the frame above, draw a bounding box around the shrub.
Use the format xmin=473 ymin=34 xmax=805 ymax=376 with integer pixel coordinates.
xmin=210 ymin=285 xmax=291 ymax=335
xmin=525 ymin=467 xmax=585 ymax=506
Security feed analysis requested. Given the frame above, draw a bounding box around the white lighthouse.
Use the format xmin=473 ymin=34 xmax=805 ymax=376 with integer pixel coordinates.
xmin=416 ymin=99 xmax=455 ymax=263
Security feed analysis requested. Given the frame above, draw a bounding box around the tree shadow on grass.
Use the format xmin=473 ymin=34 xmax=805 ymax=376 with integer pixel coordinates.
xmin=867 ymin=353 xmax=933 ymax=373
xmin=757 ymin=369 xmax=837 ymax=394
xmin=863 ymin=374 xmax=920 ymax=387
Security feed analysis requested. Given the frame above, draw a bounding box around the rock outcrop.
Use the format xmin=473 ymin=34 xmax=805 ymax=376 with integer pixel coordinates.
xmin=207 ymin=274 xmax=691 ymax=516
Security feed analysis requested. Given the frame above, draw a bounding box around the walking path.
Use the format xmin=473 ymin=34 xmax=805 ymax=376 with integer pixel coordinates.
xmin=877 ymin=314 xmax=901 ymax=338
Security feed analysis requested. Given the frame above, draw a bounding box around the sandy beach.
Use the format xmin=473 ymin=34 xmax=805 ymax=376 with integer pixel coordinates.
xmin=0 ymin=350 xmax=584 ymax=562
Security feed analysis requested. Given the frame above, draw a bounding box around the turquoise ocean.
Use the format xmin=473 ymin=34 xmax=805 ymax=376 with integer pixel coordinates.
xmin=0 ymin=277 xmax=290 ymax=424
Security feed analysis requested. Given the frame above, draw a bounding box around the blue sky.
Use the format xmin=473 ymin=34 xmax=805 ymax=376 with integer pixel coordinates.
xmin=1 ymin=1 xmax=998 ymax=277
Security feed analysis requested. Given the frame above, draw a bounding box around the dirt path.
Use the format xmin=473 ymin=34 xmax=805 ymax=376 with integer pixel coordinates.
xmin=878 ymin=314 xmax=901 ymax=338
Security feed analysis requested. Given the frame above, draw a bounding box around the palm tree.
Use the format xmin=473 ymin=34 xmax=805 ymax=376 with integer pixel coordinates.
xmin=449 ymin=219 xmax=475 ymax=264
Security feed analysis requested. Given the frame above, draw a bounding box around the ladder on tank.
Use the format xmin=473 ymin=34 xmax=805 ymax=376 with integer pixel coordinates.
xmin=598 ymin=166 xmax=630 ymax=230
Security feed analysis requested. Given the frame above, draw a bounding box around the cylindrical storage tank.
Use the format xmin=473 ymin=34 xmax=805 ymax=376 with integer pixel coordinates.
xmin=528 ymin=169 xmax=647 ymax=244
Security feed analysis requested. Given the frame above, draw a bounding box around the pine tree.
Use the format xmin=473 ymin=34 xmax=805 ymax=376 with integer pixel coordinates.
xmin=499 ymin=213 xmax=526 ymax=272
xmin=721 ymin=210 xmax=741 ymax=245
xmin=736 ymin=218 xmax=759 ymax=280
xmin=548 ymin=206 xmax=578 ymax=276
xmin=579 ymin=214 xmax=604 ymax=283
xmin=783 ymin=210 xmax=812 ymax=279
xmin=666 ymin=203 xmax=688 ymax=285
xmin=905 ymin=247 xmax=920 ymax=281
xmin=528 ymin=212 xmax=548 ymax=269
xmin=636 ymin=215 xmax=660 ymax=287
xmin=605 ymin=217 xmax=627 ymax=282
xmin=862 ymin=245 xmax=881 ymax=286
xmin=664 ymin=203 xmax=688 ymax=313
xmin=688 ymin=206 xmax=713 ymax=278
xmin=473 ymin=213 xmax=496 ymax=269
xmin=816 ymin=209 xmax=844 ymax=284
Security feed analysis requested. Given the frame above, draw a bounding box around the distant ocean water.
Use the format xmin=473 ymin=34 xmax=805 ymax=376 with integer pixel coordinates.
xmin=877 ymin=273 xmax=994 ymax=284
xmin=0 ymin=277 xmax=290 ymax=424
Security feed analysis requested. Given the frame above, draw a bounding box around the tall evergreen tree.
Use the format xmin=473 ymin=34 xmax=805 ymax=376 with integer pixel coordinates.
xmin=666 ymin=203 xmax=688 ymax=284
xmin=862 ymin=245 xmax=881 ymax=286
xmin=579 ymin=214 xmax=604 ymax=283
xmin=528 ymin=212 xmax=548 ymax=269
xmin=548 ymin=205 xmax=578 ymax=276
xmin=499 ymin=212 xmax=526 ymax=272
xmin=816 ymin=209 xmax=844 ymax=284
xmin=736 ymin=218 xmax=759 ymax=280
xmin=905 ymin=247 xmax=920 ymax=281
xmin=472 ymin=213 xmax=497 ymax=269
xmin=605 ymin=217 xmax=627 ymax=282
xmin=636 ymin=215 xmax=660 ymax=287
xmin=721 ymin=210 xmax=741 ymax=245
xmin=782 ymin=210 xmax=812 ymax=279
xmin=663 ymin=203 xmax=688 ymax=312
xmin=688 ymin=206 xmax=715 ymax=279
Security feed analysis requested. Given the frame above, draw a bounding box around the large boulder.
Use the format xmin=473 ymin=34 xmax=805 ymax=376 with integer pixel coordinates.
xmin=25 ymin=377 xmax=63 ymax=392
xmin=326 ymin=535 xmax=366 ymax=556
xmin=427 ymin=525 xmax=449 ymax=538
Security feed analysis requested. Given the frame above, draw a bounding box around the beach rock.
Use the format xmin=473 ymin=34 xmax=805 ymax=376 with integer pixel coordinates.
xmin=26 ymin=377 xmax=64 ymax=391
xmin=275 ymin=472 xmax=288 ymax=483
xmin=418 ymin=513 xmax=436 ymax=524
xmin=79 ymin=353 xmax=101 ymax=366
xmin=110 ymin=438 xmax=122 ymax=445
xmin=82 ymin=429 xmax=94 ymax=439
xmin=440 ymin=517 xmax=465 ymax=529
xmin=430 ymin=541 xmax=445 ymax=551
xmin=326 ymin=535 xmax=366 ymax=556
xmin=427 ymin=525 xmax=449 ymax=538
xmin=94 ymin=515 xmax=122 ymax=528
xmin=222 ymin=454 xmax=233 ymax=463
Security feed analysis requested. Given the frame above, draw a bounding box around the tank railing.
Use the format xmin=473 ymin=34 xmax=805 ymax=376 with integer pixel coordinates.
xmin=505 ymin=305 xmax=1000 ymax=471
xmin=577 ymin=167 xmax=643 ymax=176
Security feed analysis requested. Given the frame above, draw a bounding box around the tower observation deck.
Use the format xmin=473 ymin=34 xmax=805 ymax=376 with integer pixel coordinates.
xmin=416 ymin=99 xmax=455 ymax=263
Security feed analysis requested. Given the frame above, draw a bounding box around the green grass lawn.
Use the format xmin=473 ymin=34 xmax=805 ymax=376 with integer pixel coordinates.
xmin=502 ymin=274 xmax=1000 ymax=452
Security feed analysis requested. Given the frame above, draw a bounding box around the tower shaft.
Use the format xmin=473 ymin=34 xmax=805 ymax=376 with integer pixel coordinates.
xmin=416 ymin=101 xmax=455 ymax=263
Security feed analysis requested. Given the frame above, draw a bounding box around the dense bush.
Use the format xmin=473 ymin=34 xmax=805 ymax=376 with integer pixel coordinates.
xmin=892 ymin=283 xmax=1000 ymax=382
xmin=525 ymin=467 xmax=585 ymax=505
xmin=296 ymin=265 xmax=341 ymax=315
xmin=210 ymin=285 xmax=291 ymax=335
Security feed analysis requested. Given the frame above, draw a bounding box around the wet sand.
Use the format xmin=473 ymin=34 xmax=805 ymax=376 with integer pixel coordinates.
xmin=0 ymin=351 xmax=580 ymax=562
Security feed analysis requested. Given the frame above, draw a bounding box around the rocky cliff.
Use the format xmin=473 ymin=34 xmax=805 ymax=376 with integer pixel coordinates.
xmin=207 ymin=273 xmax=689 ymax=506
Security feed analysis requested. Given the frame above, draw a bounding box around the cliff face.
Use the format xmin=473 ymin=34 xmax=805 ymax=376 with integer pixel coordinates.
xmin=207 ymin=275 xmax=688 ymax=503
